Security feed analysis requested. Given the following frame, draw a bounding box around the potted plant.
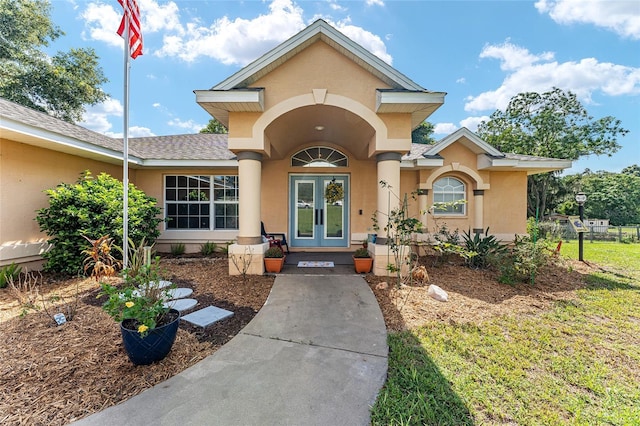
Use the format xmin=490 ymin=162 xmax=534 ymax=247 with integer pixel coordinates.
xmin=353 ymin=247 xmax=373 ymax=273
xmin=264 ymin=246 xmax=286 ymax=273
xmin=99 ymin=259 xmax=180 ymax=365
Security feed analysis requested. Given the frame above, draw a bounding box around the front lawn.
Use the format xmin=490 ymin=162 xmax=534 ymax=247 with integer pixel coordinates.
xmin=371 ymin=243 xmax=640 ymax=425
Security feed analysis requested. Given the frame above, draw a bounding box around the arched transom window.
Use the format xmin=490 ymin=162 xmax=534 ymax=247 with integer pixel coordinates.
xmin=433 ymin=177 xmax=466 ymax=215
xmin=291 ymin=147 xmax=348 ymax=167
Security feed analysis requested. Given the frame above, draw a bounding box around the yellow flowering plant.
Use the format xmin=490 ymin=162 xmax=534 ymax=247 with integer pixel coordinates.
xmin=99 ymin=258 xmax=173 ymax=337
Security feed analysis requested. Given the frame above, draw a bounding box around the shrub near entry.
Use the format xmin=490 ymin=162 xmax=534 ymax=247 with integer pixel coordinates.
xmin=36 ymin=171 xmax=162 ymax=275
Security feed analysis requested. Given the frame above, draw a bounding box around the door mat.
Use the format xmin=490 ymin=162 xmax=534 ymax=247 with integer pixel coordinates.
xmin=297 ymin=261 xmax=335 ymax=268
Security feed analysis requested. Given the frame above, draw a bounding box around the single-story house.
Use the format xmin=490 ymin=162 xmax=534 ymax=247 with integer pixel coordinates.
xmin=0 ymin=19 xmax=571 ymax=275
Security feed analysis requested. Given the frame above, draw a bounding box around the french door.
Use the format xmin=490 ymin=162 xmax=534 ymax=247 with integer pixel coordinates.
xmin=289 ymin=175 xmax=349 ymax=248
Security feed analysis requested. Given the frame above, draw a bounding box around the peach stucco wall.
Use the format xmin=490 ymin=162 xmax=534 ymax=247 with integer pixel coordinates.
xmin=0 ymin=138 xmax=125 ymax=266
xmin=260 ymin=143 xmax=378 ymax=240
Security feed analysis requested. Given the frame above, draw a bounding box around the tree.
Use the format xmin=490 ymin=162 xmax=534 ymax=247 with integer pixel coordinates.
xmin=411 ymin=121 xmax=435 ymax=144
xmin=477 ymin=87 xmax=629 ymax=217
xmin=0 ymin=0 xmax=107 ymax=122
xmin=622 ymin=164 xmax=640 ymax=177
xmin=200 ymin=118 xmax=228 ymax=134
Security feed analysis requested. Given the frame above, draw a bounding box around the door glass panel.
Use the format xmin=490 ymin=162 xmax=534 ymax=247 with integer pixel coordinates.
xmin=324 ymin=179 xmax=344 ymax=239
xmin=296 ymin=181 xmax=314 ymax=238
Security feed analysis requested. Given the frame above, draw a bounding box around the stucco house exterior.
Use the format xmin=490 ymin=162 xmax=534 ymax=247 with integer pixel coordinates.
xmin=0 ymin=20 xmax=571 ymax=274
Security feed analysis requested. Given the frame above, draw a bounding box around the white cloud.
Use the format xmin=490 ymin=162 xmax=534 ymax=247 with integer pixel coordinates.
xmin=155 ymin=0 xmax=306 ymax=65
xmin=138 ymin=0 xmax=183 ymax=34
xmin=456 ymin=77 xmax=466 ymax=84
xmin=433 ymin=122 xmax=458 ymax=135
xmin=535 ymin=0 xmax=640 ymax=40
xmin=480 ymin=41 xmax=554 ymax=71
xmin=168 ymin=118 xmax=206 ymax=133
xmin=80 ymin=98 xmax=154 ymax=138
xmin=128 ymin=126 xmax=156 ymax=137
xmin=465 ymin=41 xmax=640 ymax=112
xmin=80 ymin=0 xmax=392 ymax=66
xmin=366 ymin=0 xmax=385 ymax=6
xmin=80 ymin=98 xmax=123 ymax=133
xmin=460 ymin=116 xmax=490 ymax=132
xmin=80 ymin=3 xmax=122 ymax=47
xmin=329 ymin=18 xmax=392 ymax=64
xmin=327 ymin=1 xmax=347 ymax=12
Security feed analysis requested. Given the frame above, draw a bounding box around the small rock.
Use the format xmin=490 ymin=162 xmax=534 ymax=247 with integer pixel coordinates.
xmin=376 ymin=281 xmax=388 ymax=290
xmin=428 ymin=284 xmax=448 ymax=302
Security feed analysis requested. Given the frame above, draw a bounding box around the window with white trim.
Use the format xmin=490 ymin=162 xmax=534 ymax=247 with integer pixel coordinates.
xmin=165 ymin=175 xmax=238 ymax=229
xmin=433 ymin=177 xmax=466 ymax=215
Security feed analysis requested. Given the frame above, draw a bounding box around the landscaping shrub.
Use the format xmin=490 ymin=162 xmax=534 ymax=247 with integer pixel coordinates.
xmin=0 ymin=263 xmax=22 ymax=289
xmin=462 ymin=227 xmax=507 ymax=269
xmin=497 ymin=236 xmax=551 ymax=285
xmin=200 ymin=241 xmax=217 ymax=256
xmin=36 ymin=171 xmax=162 ymax=275
xmin=170 ymin=243 xmax=186 ymax=256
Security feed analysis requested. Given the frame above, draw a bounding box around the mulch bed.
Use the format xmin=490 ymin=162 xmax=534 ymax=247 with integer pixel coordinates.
xmin=0 ymin=256 xmax=274 ymax=426
xmin=0 ymin=254 xmax=595 ymax=425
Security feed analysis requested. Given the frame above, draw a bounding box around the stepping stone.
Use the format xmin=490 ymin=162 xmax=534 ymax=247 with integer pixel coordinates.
xmin=164 ymin=298 xmax=198 ymax=312
xmin=165 ymin=287 xmax=193 ymax=300
xmin=181 ymin=306 xmax=234 ymax=328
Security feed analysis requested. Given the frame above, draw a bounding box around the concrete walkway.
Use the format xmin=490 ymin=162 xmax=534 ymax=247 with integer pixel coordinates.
xmin=73 ymin=274 xmax=388 ymax=426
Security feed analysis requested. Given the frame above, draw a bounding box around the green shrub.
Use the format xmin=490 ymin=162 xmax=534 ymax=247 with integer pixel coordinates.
xmin=36 ymin=171 xmax=162 ymax=275
xmin=200 ymin=241 xmax=217 ymax=256
xmin=462 ymin=227 xmax=507 ymax=269
xmin=497 ymin=236 xmax=550 ymax=285
xmin=0 ymin=263 xmax=22 ymax=288
xmin=170 ymin=243 xmax=186 ymax=256
xmin=264 ymin=246 xmax=284 ymax=258
xmin=353 ymin=247 xmax=371 ymax=258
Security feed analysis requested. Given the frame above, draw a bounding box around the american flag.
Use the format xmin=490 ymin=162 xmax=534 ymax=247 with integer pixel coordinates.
xmin=117 ymin=0 xmax=143 ymax=59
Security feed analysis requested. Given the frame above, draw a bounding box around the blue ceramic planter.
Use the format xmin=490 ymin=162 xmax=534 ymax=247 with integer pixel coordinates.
xmin=120 ymin=309 xmax=180 ymax=365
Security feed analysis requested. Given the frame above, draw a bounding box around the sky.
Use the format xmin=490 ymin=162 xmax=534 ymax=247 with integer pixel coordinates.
xmin=46 ymin=0 xmax=640 ymax=174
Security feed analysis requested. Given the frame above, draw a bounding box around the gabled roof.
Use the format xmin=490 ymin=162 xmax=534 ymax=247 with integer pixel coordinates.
xmin=195 ymin=19 xmax=445 ymax=128
xmin=211 ymin=19 xmax=427 ymax=92
xmin=401 ymin=127 xmax=572 ymax=174
xmin=423 ymin=127 xmax=504 ymax=157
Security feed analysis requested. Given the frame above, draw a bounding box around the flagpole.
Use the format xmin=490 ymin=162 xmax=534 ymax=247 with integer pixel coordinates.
xmin=122 ymin=10 xmax=130 ymax=269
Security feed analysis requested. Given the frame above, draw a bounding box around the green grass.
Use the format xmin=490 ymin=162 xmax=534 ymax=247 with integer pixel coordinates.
xmin=372 ymin=242 xmax=640 ymax=425
xmin=560 ymin=240 xmax=640 ymax=278
xmin=295 ymin=205 xmax=344 ymax=237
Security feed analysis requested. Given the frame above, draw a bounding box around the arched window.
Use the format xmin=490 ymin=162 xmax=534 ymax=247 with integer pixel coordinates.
xmin=291 ymin=147 xmax=348 ymax=167
xmin=433 ymin=177 xmax=466 ymax=215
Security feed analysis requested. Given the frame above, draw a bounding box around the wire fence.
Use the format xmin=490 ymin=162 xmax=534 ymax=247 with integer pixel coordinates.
xmin=540 ymin=222 xmax=640 ymax=243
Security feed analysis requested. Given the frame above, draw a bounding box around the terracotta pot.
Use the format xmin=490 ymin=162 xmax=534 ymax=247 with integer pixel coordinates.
xmin=264 ymin=256 xmax=286 ymax=273
xmin=353 ymin=256 xmax=373 ymax=274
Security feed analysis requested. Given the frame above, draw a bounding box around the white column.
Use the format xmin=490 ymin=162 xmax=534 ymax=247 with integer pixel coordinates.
xmin=473 ymin=189 xmax=484 ymax=234
xmin=376 ymin=152 xmax=402 ymax=243
xmin=237 ymin=151 xmax=263 ymax=245
xmin=418 ymin=188 xmax=428 ymax=230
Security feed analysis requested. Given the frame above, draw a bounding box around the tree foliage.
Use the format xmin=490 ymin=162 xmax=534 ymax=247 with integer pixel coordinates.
xmin=200 ymin=118 xmax=228 ymax=134
xmin=36 ymin=172 xmax=163 ymax=275
xmin=411 ymin=121 xmax=435 ymax=144
xmin=557 ymin=170 xmax=640 ymax=225
xmin=0 ymin=0 xmax=107 ymax=122
xmin=477 ymin=87 xmax=629 ymax=216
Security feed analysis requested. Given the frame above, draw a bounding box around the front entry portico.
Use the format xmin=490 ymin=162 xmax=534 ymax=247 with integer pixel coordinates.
xmin=289 ymin=175 xmax=349 ymax=248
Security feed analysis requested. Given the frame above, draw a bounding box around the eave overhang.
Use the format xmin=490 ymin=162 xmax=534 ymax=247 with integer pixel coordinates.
xmin=478 ymin=154 xmax=572 ymax=174
xmin=1 ymin=118 xmax=143 ymax=166
xmin=195 ymin=89 xmax=265 ymax=127
xmin=376 ymin=90 xmax=446 ymax=128
xmin=139 ymin=159 xmax=238 ymax=168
